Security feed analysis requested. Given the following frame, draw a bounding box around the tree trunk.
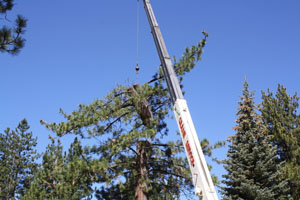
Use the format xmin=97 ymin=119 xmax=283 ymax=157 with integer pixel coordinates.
xmin=128 ymin=84 xmax=153 ymax=127
xmin=129 ymin=84 xmax=153 ymax=200
xmin=135 ymin=141 xmax=151 ymax=200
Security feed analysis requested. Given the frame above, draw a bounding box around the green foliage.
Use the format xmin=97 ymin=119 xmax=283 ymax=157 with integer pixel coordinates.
xmin=0 ymin=0 xmax=27 ymax=54
xmin=200 ymin=139 xmax=225 ymax=185
xmin=0 ymin=0 xmax=14 ymax=13
xmin=261 ymin=85 xmax=300 ymax=199
xmin=221 ymin=80 xmax=289 ymax=200
xmin=153 ymin=32 xmax=208 ymax=91
xmin=40 ymin=33 xmax=220 ymax=199
xmin=0 ymin=119 xmax=38 ymax=199
xmin=23 ymin=137 xmax=94 ymax=200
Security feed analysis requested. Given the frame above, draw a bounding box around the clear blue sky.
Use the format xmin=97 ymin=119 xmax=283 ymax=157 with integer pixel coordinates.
xmin=1 ymin=0 xmax=300 ymax=198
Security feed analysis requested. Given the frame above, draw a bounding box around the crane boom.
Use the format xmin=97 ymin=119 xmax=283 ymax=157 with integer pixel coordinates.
xmin=142 ymin=1 xmax=218 ymax=199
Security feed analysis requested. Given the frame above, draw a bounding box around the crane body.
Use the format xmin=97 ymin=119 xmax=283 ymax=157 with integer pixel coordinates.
xmin=142 ymin=0 xmax=218 ymax=199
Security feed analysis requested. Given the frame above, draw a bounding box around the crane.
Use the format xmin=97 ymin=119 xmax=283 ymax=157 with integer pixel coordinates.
xmin=141 ymin=0 xmax=219 ymax=199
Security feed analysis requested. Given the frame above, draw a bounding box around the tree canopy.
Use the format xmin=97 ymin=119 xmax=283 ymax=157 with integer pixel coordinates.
xmin=261 ymin=85 xmax=300 ymax=199
xmin=221 ymin=80 xmax=289 ymax=199
xmin=23 ymin=137 xmax=94 ymax=200
xmin=0 ymin=0 xmax=27 ymax=54
xmin=0 ymin=119 xmax=38 ymax=199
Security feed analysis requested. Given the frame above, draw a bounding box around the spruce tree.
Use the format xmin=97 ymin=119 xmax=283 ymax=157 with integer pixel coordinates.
xmin=23 ymin=137 xmax=94 ymax=200
xmin=221 ymin=80 xmax=288 ymax=200
xmin=40 ymin=33 xmax=221 ymax=199
xmin=0 ymin=0 xmax=27 ymax=54
xmin=0 ymin=119 xmax=38 ymax=199
xmin=261 ymin=85 xmax=300 ymax=199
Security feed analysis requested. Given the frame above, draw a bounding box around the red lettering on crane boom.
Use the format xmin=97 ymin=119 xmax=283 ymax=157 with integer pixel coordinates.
xmin=185 ymin=140 xmax=195 ymax=167
xmin=179 ymin=117 xmax=186 ymax=138
xmin=179 ymin=116 xmax=194 ymax=167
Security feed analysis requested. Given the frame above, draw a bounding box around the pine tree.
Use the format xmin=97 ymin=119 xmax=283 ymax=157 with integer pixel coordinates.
xmin=40 ymin=33 xmax=221 ymax=199
xmin=0 ymin=0 xmax=27 ymax=54
xmin=23 ymin=137 xmax=94 ymax=200
xmin=0 ymin=119 xmax=38 ymax=199
xmin=261 ymin=85 xmax=300 ymax=199
xmin=221 ymin=80 xmax=288 ymax=200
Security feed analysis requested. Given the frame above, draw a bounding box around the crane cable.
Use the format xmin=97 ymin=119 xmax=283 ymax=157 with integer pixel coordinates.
xmin=135 ymin=0 xmax=140 ymax=81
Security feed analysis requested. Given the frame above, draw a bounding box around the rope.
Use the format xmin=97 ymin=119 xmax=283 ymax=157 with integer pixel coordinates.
xmin=135 ymin=0 xmax=140 ymax=83
xmin=136 ymin=0 xmax=140 ymax=66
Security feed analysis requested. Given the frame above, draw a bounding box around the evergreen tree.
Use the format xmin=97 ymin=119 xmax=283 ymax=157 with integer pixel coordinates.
xmin=261 ymin=85 xmax=300 ymax=199
xmin=0 ymin=119 xmax=38 ymax=199
xmin=221 ymin=80 xmax=288 ymax=200
xmin=40 ymin=33 xmax=221 ymax=199
xmin=0 ymin=0 xmax=27 ymax=54
xmin=23 ymin=137 xmax=94 ymax=200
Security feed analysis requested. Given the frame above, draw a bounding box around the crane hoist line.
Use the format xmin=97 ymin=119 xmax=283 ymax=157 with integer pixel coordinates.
xmin=141 ymin=0 xmax=219 ymax=199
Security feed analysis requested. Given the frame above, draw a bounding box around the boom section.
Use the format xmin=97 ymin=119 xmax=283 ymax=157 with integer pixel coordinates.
xmin=142 ymin=0 xmax=219 ymax=199
xmin=142 ymin=0 xmax=183 ymax=104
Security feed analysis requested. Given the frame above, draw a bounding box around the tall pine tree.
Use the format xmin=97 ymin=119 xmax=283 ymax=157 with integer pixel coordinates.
xmin=40 ymin=33 xmax=222 ymax=199
xmin=0 ymin=119 xmax=38 ymax=199
xmin=23 ymin=137 xmax=94 ymax=200
xmin=221 ymin=80 xmax=288 ymax=200
xmin=0 ymin=0 xmax=27 ymax=54
xmin=261 ymin=85 xmax=300 ymax=199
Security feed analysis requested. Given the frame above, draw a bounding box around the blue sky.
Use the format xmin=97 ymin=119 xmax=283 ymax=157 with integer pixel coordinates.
xmin=1 ymin=0 xmax=300 ymax=198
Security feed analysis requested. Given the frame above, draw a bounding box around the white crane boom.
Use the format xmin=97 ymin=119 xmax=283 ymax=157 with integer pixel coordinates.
xmin=142 ymin=1 xmax=218 ymax=199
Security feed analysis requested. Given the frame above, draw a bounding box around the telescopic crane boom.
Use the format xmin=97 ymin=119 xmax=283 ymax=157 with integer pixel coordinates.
xmin=142 ymin=0 xmax=218 ymax=199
